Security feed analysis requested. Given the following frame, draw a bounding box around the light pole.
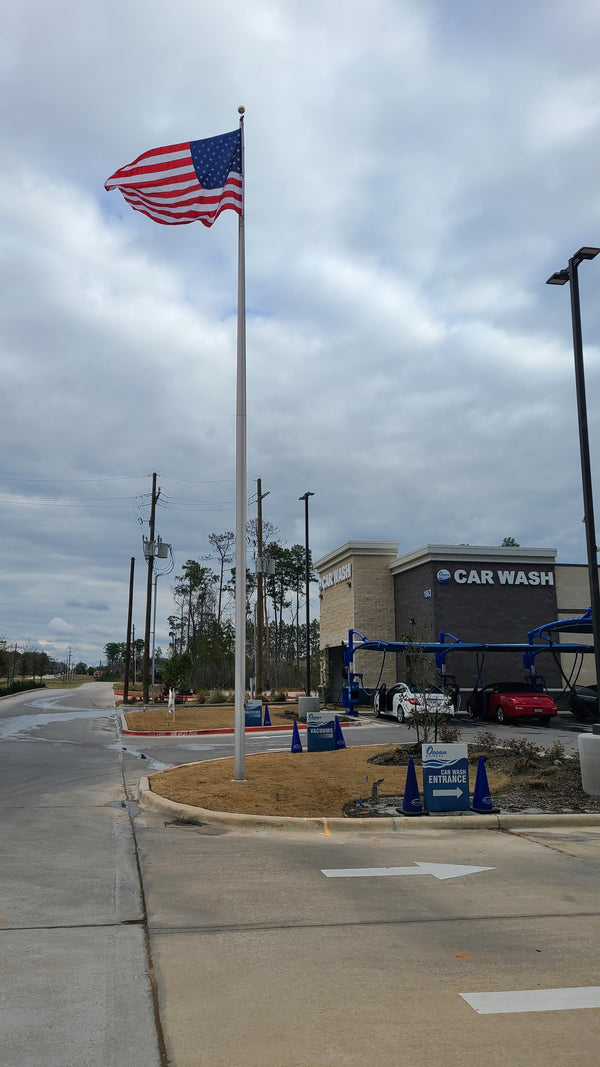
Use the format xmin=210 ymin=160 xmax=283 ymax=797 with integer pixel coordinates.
xmin=151 ymin=538 xmax=174 ymax=703
xmin=142 ymin=472 xmax=160 ymax=704
xmin=123 ymin=556 xmax=135 ymax=706
xmin=547 ymin=247 xmax=600 ymax=709
xmin=299 ymin=492 xmax=314 ymax=695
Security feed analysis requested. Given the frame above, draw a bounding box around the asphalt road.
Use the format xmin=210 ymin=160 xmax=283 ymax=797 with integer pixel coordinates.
xmin=0 ymin=684 xmax=162 ymax=1067
xmin=2 ymin=684 xmax=600 ymax=1066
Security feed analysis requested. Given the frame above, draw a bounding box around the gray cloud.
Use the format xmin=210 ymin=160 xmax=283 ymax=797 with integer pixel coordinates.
xmin=65 ymin=600 xmax=110 ymax=612
xmin=2 ymin=0 xmax=600 ymax=660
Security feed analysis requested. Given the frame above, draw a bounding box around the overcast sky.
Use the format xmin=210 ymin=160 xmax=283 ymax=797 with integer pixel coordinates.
xmin=2 ymin=0 xmax=600 ymax=664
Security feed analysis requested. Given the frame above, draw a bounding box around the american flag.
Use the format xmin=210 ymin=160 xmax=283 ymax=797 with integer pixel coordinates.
xmin=105 ymin=129 xmax=242 ymax=227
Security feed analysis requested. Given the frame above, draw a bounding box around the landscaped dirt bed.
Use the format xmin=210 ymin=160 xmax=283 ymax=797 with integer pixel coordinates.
xmin=147 ymin=735 xmax=600 ymax=818
xmin=147 ymin=743 xmax=512 ymax=818
xmin=124 ymin=704 xmax=301 ymax=732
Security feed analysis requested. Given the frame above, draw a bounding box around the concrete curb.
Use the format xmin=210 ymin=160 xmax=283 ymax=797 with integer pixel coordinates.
xmin=137 ymin=776 xmax=600 ymax=834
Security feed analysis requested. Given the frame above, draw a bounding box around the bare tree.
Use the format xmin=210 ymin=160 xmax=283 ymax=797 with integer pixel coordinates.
xmin=207 ymin=531 xmax=235 ymax=627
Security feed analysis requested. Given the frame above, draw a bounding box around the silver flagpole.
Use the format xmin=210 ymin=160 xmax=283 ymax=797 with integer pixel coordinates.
xmin=233 ymin=106 xmax=246 ymax=781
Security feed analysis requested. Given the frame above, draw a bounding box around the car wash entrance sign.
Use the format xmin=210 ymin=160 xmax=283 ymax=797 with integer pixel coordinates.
xmin=421 ymin=743 xmax=470 ymax=812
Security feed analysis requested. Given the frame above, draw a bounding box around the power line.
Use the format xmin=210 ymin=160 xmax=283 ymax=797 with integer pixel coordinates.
xmin=0 ymin=474 xmax=149 ymax=483
xmin=0 ymin=498 xmax=138 ymax=508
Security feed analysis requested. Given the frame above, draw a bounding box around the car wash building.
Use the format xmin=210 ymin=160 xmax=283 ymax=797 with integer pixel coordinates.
xmin=316 ymin=541 xmax=595 ymax=702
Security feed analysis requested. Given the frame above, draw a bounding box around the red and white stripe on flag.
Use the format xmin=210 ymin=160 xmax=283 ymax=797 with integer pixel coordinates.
xmin=105 ymin=134 xmax=242 ymax=227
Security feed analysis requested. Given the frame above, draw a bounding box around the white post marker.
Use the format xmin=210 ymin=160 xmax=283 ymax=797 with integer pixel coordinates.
xmin=461 ymin=987 xmax=600 ymax=1014
xmin=321 ymin=862 xmax=494 ymax=880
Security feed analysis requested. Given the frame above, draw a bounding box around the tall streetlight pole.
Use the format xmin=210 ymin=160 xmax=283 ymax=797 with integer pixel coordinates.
xmin=151 ymin=540 xmax=174 ymax=703
xmin=123 ymin=556 xmax=135 ymax=706
xmin=299 ymin=492 xmax=314 ymax=695
xmin=142 ymin=472 xmax=160 ymax=704
xmin=547 ymin=246 xmax=600 ymax=710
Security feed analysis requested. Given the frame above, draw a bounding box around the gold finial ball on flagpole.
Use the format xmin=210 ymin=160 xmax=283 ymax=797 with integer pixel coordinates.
xmin=238 ymin=106 xmax=245 ymax=114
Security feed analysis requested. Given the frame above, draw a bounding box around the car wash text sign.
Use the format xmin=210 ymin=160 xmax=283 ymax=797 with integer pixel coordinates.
xmin=422 ymin=743 xmax=470 ymax=812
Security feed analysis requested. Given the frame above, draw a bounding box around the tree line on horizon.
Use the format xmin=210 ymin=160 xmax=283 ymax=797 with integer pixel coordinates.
xmin=0 ymin=639 xmax=91 ymax=686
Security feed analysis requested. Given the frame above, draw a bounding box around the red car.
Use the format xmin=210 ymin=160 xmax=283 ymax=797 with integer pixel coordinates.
xmin=467 ymin=682 xmax=557 ymax=725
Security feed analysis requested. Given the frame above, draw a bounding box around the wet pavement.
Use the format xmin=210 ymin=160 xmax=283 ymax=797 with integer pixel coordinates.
xmin=3 ymin=684 xmax=600 ymax=1066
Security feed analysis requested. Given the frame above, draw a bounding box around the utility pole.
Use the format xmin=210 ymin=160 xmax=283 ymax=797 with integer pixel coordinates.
xmin=142 ymin=473 xmax=160 ymax=704
xmin=123 ymin=556 xmax=135 ymax=705
xmin=299 ymin=492 xmax=314 ymax=695
xmin=255 ymin=478 xmax=270 ymax=698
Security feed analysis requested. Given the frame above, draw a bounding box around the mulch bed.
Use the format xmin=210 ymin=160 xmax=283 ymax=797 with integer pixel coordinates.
xmin=342 ymin=735 xmax=600 ymax=817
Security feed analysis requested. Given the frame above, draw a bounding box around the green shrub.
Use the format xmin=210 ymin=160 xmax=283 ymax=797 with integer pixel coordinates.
xmin=207 ymin=688 xmax=226 ymax=705
xmin=474 ymin=731 xmax=500 ymax=751
xmin=544 ymin=739 xmax=566 ymax=762
xmin=501 ymin=737 xmax=541 ymax=762
xmin=438 ymin=718 xmax=461 ymax=743
xmin=0 ymin=679 xmax=45 ymax=696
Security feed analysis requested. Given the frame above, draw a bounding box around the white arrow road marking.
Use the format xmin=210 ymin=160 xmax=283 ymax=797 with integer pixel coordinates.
xmin=461 ymin=987 xmax=600 ymax=1014
xmin=432 ymin=787 xmax=463 ymax=797
xmin=321 ymin=862 xmax=494 ymax=880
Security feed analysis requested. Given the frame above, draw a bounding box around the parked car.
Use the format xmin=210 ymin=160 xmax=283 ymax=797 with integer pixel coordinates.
xmin=466 ymin=682 xmax=557 ymax=725
xmin=373 ymin=683 xmax=401 ymax=716
xmin=568 ymin=684 xmax=600 ymax=723
xmin=374 ymin=682 xmax=454 ymax=723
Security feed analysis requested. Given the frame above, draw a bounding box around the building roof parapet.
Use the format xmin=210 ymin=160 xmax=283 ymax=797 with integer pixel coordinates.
xmin=389 ymin=544 xmax=558 ymax=575
xmin=315 ymin=541 xmax=399 ymax=574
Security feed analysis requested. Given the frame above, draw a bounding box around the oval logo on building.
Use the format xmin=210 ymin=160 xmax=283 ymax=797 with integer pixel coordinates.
xmin=437 ymin=569 xmax=451 ymax=584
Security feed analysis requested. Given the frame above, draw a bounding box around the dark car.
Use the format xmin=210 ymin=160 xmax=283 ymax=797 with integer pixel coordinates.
xmin=568 ymin=684 xmax=600 ymax=723
xmin=467 ymin=682 xmax=557 ymax=725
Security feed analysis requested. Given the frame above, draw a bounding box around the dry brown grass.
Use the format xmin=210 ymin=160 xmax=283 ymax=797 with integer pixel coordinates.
xmin=148 ymin=744 xmax=511 ymax=818
xmin=124 ymin=704 xmax=299 ymax=732
xmin=45 ymin=677 xmax=94 ymax=689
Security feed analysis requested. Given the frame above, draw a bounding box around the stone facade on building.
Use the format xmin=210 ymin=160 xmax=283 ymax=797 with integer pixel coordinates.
xmin=316 ymin=541 xmax=398 ymax=698
xmin=555 ymin=563 xmax=595 ymax=685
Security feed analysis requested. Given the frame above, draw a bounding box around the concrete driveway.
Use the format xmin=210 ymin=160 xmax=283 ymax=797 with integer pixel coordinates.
xmin=136 ymin=807 xmax=600 ymax=1066
xmin=2 ymin=684 xmax=600 ymax=1066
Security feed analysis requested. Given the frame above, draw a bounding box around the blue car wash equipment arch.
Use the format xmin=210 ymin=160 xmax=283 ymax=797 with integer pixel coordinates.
xmin=343 ymin=617 xmax=596 ymax=812
xmin=342 ymin=614 xmax=598 ymax=718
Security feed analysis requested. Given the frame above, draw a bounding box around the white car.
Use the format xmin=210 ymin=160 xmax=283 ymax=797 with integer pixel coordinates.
xmin=374 ymin=682 xmax=454 ymax=723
